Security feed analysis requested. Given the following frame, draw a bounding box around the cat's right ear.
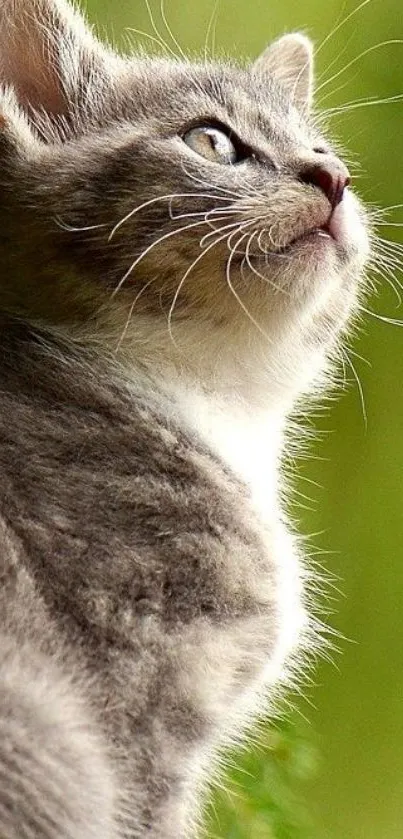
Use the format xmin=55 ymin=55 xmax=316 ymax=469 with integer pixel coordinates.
xmin=252 ymin=33 xmax=314 ymax=113
xmin=0 ymin=0 xmax=117 ymax=144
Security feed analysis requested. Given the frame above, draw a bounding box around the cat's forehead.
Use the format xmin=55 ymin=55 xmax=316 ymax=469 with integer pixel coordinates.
xmin=119 ymin=58 xmax=313 ymax=152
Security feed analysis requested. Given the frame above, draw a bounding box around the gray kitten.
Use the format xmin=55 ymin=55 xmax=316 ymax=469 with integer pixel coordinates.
xmin=0 ymin=1 xmax=370 ymax=837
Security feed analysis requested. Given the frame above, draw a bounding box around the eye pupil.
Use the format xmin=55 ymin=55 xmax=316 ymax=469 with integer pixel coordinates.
xmin=208 ymin=132 xmax=217 ymax=150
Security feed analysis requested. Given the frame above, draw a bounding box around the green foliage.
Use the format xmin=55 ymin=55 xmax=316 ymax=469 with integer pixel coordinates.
xmin=202 ymin=719 xmax=319 ymax=839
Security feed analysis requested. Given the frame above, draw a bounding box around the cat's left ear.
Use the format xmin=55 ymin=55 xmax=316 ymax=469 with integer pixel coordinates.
xmin=0 ymin=0 xmax=117 ymax=128
xmin=252 ymin=34 xmax=314 ymax=113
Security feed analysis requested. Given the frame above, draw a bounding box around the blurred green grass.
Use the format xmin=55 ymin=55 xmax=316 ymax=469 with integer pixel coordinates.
xmin=84 ymin=2 xmax=403 ymax=837
xmin=199 ymin=719 xmax=320 ymax=839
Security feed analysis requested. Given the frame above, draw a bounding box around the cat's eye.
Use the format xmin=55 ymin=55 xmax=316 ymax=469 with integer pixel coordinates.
xmin=182 ymin=126 xmax=240 ymax=165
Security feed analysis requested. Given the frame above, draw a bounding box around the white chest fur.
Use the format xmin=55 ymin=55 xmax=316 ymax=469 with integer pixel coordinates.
xmin=164 ymin=379 xmax=308 ymax=686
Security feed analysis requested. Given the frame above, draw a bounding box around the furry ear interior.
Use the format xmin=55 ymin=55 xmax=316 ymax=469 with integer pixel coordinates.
xmin=252 ymin=33 xmax=314 ymax=112
xmin=0 ymin=0 xmax=112 ymax=120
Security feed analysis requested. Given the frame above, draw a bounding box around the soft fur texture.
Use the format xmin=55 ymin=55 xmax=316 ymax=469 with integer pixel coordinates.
xmin=0 ymin=1 xmax=370 ymax=837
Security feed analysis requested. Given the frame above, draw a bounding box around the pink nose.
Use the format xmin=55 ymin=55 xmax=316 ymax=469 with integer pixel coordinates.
xmin=302 ymin=159 xmax=351 ymax=207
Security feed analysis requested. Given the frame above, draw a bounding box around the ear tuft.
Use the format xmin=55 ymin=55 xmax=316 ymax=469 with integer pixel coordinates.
xmin=252 ymin=33 xmax=314 ymax=113
xmin=0 ymin=86 xmax=41 ymax=152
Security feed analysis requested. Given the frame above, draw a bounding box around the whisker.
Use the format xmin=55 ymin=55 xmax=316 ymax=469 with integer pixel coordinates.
xmin=371 ymin=239 xmax=403 ymax=260
xmin=378 ymin=236 xmax=403 ymax=249
xmin=225 ymin=231 xmax=272 ymax=341
xmin=372 ymin=242 xmax=403 ymax=265
xmin=317 ymin=69 xmax=362 ymax=107
xmin=348 ymin=347 xmax=371 ymax=368
xmin=370 ymin=255 xmax=403 ymax=285
xmin=339 ymin=346 xmax=367 ymax=430
xmin=316 ymin=40 xmax=403 ymax=96
xmin=360 ymin=305 xmax=403 ymax=327
xmin=372 ymin=246 xmax=403 ymax=269
xmin=316 ymin=30 xmax=356 ymax=85
xmin=160 ymin=0 xmax=187 ymax=61
xmin=256 ymin=226 xmax=288 ymax=261
xmin=125 ymin=27 xmax=174 ymax=56
xmin=199 ymin=217 xmax=255 ymax=248
xmin=180 ymin=164 xmax=248 ymax=200
xmin=375 ymin=221 xmax=403 ymax=229
xmin=167 ymin=225 xmax=238 ymax=343
xmin=373 ymin=231 xmax=403 ymax=247
xmin=112 ymin=218 xmax=210 ymax=297
xmin=363 ymin=275 xmax=379 ymax=296
xmin=323 ymin=93 xmax=403 ymax=116
xmin=143 ymin=0 xmax=179 ymax=60
xmin=204 ymin=0 xmax=220 ymax=62
xmin=109 ymin=192 xmax=233 ymax=240
xmin=371 ymin=203 xmax=403 ymax=216
xmin=115 ymin=277 xmax=157 ymax=352
xmin=54 ymin=216 xmax=108 ymax=233
xmin=169 ymin=206 xmax=239 ymax=221
xmin=244 ymin=231 xmax=290 ymax=296
xmin=369 ymin=264 xmax=402 ymax=306
xmin=315 ymin=0 xmax=373 ymax=60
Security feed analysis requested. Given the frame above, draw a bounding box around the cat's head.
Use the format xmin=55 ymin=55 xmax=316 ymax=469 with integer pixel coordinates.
xmin=0 ymin=0 xmax=370 ymax=405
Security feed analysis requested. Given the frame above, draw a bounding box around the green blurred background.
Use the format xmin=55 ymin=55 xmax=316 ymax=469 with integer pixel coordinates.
xmin=84 ymin=1 xmax=403 ymax=837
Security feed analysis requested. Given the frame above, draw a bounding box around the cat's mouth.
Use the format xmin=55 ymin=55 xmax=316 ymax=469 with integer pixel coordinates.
xmin=260 ymin=202 xmax=349 ymax=258
xmin=244 ymin=222 xmax=335 ymax=263
xmin=277 ymin=225 xmax=333 ymax=254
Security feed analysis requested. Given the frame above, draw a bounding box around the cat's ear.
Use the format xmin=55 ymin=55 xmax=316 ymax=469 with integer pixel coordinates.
xmin=0 ymin=0 xmax=116 ymax=134
xmin=252 ymin=34 xmax=314 ymax=112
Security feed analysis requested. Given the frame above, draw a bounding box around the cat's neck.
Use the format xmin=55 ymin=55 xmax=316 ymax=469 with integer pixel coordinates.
xmin=45 ymin=314 xmax=304 ymax=515
xmin=118 ymin=346 xmax=287 ymax=520
xmin=109 ymin=315 xmax=304 ymax=516
xmin=165 ymin=377 xmax=285 ymax=518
